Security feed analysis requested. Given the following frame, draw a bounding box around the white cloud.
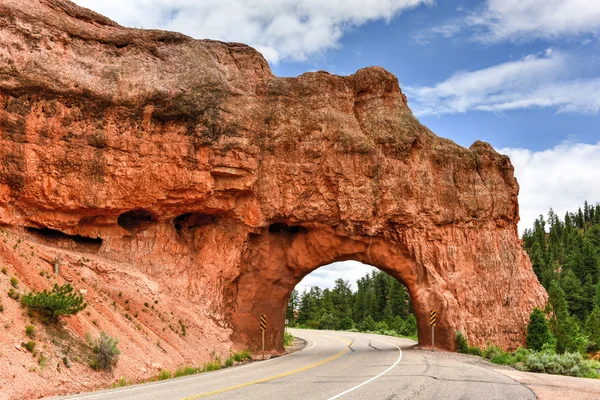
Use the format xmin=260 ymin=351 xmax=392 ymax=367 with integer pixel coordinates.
xmin=500 ymin=141 xmax=600 ymax=233
xmin=414 ymin=21 xmax=462 ymax=44
xmin=73 ymin=0 xmax=432 ymax=63
xmin=404 ymin=50 xmax=600 ymax=116
xmin=416 ymin=1 xmax=600 ymax=45
xmin=297 ymin=261 xmax=376 ymax=292
xmin=469 ymin=0 xmax=600 ymax=42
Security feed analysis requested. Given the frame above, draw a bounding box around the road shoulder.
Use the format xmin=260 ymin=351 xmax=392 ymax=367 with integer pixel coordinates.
xmin=492 ymin=367 xmax=600 ymax=400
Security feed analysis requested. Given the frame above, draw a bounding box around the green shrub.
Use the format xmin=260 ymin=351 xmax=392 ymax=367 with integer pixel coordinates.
xmin=585 ymin=307 xmax=600 ymax=352
xmin=158 ymin=369 xmax=172 ymax=380
xmin=337 ymin=316 xmax=354 ymax=331
xmin=203 ymin=357 xmax=221 ymax=372
xmin=21 ymin=283 xmax=87 ymax=322
xmin=7 ymin=288 xmax=19 ymax=300
xmin=482 ymin=344 xmax=504 ymax=360
xmin=90 ymin=332 xmax=120 ymax=371
xmin=22 ymin=340 xmax=36 ymax=353
xmin=526 ymin=308 xmax=554 ymax=351
xmin=456 ymin=331 xmax=469 ymax=353
xmin=318 ymin=313 xmax=338 ymax=330
xmin=284 ymin=332 xmax=294 ymax=347
xmin=515 ymin=349 xmax=600 ymax=378
xmin=375 ymin=321 xmax=389 ymax=333
xmin=399 ymin=315 xmax=417 ymax=337
xmin=359 ymin=316 xmax=377 ymax=332
xmin=38 ymin=354 xmax=48 ymax=368
xmin=455 ymin=331 xmax=482 ymax=356
xmin=490 ymin=352 xmax=515 ymax=365
xmin=25 ymin=324 xmax=35 ymax=339
xmin=525 ymin=351 xmax=575 ymax=375
xmin=174 ymin=365 xmax=198 ymax=377
xmin=10 ymin=276 xmax=18 ymax=288
xmin=513 ymin=347 xmax=531 ymax=363
xmin=1 ymin=267 xmax=6 ymax=275
xmin=390 ymin=316 xmax=404 ymax=332
xmin=232 ymin=350 xmax=252 ymax=362
xmin=225 ymin=357 xmax=234 ymax=367
xmin=116 ymin=377 xmax=128 ymax=387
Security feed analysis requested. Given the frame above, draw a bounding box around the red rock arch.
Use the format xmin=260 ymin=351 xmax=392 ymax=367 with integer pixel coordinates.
xmin=0 ymin=0 xmax=547 ymax=356
xmin=229 ymin=222 xmax=538 ymax=352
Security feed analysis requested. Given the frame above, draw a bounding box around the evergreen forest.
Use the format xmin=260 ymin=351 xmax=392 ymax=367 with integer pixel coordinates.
xmin=523 ymin=201 xmax=600 ymax=354
xmin=287 ymin=270 xmax=418 ymax=338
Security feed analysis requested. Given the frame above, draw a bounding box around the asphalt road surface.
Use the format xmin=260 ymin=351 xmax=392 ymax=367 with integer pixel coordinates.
xmin=55 ymin=329 xmax=535 ymax=400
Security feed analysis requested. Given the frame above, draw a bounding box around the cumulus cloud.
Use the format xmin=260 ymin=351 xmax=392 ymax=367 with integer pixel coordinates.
xmin=297 ymin=261 xmax=376 ymax=291
xmin=500 ymin=141 xmax=600 ymax=233
xmin=417 ymin=0 xmax=600 ymax=44
xmin=468 ymin=0 xmax=600 ymax=42
xmin=404 ymin=50 xmax=600 ymax=116
xmin=73 ymin=0 xmax=432 ymax=63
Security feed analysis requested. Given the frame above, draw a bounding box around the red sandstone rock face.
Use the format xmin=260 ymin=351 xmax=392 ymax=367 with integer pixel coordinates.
xmin=0 ymin=0 xmax=546 ymax=381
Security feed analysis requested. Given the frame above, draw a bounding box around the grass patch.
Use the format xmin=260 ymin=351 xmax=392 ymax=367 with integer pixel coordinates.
xmin=102 ymin=349 xmax=256 ymax=390
xmin=22 ymin=340 xmax=36 ymax=353
xmin=203 ymin=357 xmax=221 ymax=372
xmin=158 ymin=369 xmax=172 ymax=380
xmin=25 ymin=324 xmax=35 ymax=339
xmin=284 ymin=332 xmax=294 ymax=347
xmin=232 ymin=350 xmax=252 ymax=362
xmin=114 ymin=377 xmax=128 ymax=388
xmin=174 ymin=365 xmax=199 ymax=377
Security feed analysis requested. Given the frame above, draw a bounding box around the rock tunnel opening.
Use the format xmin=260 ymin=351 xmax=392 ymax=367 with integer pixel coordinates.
xmin=230 ymin=228 xmax=449 ymax=355
xmin=117 ymin=209 xmax=156 ymax=232
xmin=26 ymin=227 xmax=103 ymax=252
xmin=286 ymin=261 xmax=418 ymax=339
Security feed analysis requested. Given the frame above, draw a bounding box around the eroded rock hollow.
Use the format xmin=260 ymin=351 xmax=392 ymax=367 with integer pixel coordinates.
xmin=0 ymin=0 xmax=546 ymax=352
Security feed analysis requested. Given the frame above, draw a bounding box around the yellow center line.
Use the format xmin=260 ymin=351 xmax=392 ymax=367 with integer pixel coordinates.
xmin=180 ymin=336 xmax=353 ymax=400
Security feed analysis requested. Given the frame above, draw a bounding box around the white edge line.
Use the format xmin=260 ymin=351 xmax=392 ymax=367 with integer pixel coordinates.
xmin=326 ymin=335 xmax=403 ymax=400
xmin=57 ymin=334 xmax=317 ymax=400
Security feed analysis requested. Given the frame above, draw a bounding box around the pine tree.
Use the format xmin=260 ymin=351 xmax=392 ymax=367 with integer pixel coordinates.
xmin=526 ymin=308 xmax=554 ymax=351
xmin=560 ymin=269 xmax=584 ymax=319
xmin=585 ymin=307 xmax=600 ymax=351
xmin=21 ymin=283 xmax=87 ymax=322
xmin=287 ymin=289 xmax=299 ymax=325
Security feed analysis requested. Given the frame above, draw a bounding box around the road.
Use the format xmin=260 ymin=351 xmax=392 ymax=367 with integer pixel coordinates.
xmin=55 ymin=329 xmax=535 ymax=400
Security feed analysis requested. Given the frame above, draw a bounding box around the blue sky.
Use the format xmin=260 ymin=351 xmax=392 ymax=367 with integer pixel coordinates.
xmin=74 ymin=0 xmax=600 ymax=290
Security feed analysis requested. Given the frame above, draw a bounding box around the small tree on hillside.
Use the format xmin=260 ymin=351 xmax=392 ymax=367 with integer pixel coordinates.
xmin=21 ymin=283 xmax=87 ymax=322
xmin=90 ymin=331 xmax=120 ymax=371
xmin=526 ymin=308 xmax=554 ymax=351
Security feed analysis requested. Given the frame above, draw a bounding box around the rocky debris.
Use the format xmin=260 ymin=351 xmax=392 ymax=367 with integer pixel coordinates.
xmin=0 ymin=0 xmax=546 ymax=397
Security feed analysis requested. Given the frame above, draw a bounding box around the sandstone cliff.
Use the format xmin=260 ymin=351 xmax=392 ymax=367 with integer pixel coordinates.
xmin=0 ymin=0 xmax=546 ymax=397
